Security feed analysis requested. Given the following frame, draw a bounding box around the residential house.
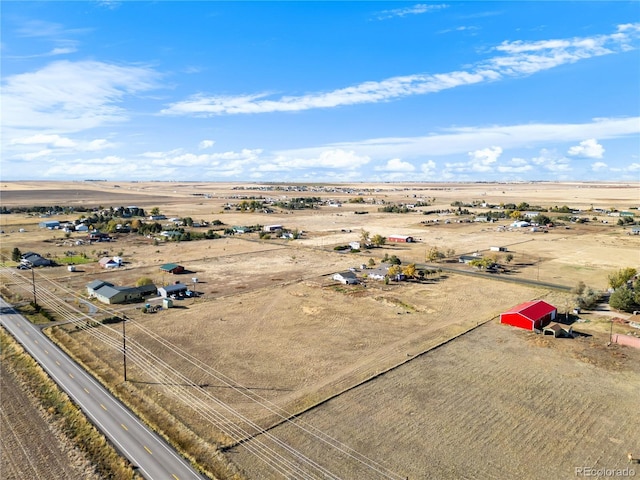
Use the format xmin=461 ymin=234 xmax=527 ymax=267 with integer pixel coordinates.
xmin=367 ymin=263 xmax=391 ymax=280
xmin=333 ymin=271 xmax=359 ymax=285
xmin=99 ymin=257 xmax=120 ymax=269
xmin=87 ymin=280 xmax=157 ymax=305
xmin=21 ymin=253 xmax=53 ymax=268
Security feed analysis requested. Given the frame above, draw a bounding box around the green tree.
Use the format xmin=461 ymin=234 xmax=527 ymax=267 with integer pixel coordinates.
xmin=360 ymin=229 xmax=370 ymax=246
xmin=150 ymin=207 xmax=161 ymax=216
xmin=608 ymin=268 xmax=637 ymax=289
xmin=367 ymin=258 xmax=376 ymax=267
xmin=609 ymin=287 xmax=637 ymax=312
xmin=11 ymin=247 xmax=22 ymax=262
xmin=135 ymin=277 xmax=154 ymax=287
xmin=505 ymin=253 xmax=514 ymax=264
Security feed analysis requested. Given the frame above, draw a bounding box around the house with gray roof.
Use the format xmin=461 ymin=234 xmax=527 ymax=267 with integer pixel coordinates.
xmin=87 ymin=280 xmax=157 ymax=305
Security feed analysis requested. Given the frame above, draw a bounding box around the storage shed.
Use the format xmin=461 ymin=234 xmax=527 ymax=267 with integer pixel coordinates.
xmin=160 ymin=263 xmax=185 ymax=274
xmin=158 ymin=283 xmax=188 ymax=298
xmin=501 ymin=300 xmax=557 ymax=331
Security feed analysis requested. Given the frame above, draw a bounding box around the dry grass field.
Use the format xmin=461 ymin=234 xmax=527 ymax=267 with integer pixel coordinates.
xmin=1 ymin=180 xmax=639 ymax=479
xmin=234 ymin=321 xmax=640 ymax=479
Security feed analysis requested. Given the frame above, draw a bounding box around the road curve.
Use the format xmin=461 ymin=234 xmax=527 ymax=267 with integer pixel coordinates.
xmin=0 ymin=298 xmax=206 ymax=480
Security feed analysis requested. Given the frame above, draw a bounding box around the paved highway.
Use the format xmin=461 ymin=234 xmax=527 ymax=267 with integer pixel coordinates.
xmin=0 ymin=297 xmax=206 ymax=480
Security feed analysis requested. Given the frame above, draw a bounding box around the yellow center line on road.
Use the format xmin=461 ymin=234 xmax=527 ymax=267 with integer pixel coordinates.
xmin=34 ymin=340 xmax=38 ymax=344
xmin=121 ymin=424 xmax=128 ymax=431
xmin=55 ymin=360 xmax=60 ymax=366
xmin=68 ymin=373 xmax=74 ymax=379
xmin=100 ymin=404 xmax=107 ymax=411
xmin=144 ymin=446 xmax=152 ymax=455
xmin=172 ymin=474 xmax=180 ymax=480
xmin=24 ymin=331 xmax=29 ymax=335
xmin=84 ymin=388 xmax=90 ymax=394
xmin=44 ymin=350 xmax=49 ymax=354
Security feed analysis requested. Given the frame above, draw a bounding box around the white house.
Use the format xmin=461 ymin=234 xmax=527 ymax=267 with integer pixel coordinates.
xmin=333 ymin=271 xmax=359 ymax=285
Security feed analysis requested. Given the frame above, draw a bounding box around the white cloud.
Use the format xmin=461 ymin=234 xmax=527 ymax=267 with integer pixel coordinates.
xmin=257 ymin=149 xmax=370 ymax=173
xmin=277 ymin=117 xmax=639 ymax=162
xmin=468 ymin=146 xmax=502 ymax=171
xmin=161 ymin=24 xmax=640 ymax=117
xmin=568 ymin=138 xmax=604 ymax=158
xmin=375 ymin=158 xmax=415 ymax=172
xmin=1 ymin=60 xmax=160 ymax=135
xmin=11 ymin=134 xmax=76 ymax=147
xmin=374 ymin=4 xmax=448 ymax=21
xmin=591 ymin=161 xmax=608 ymax=171
xmin=199 ymin=140 xmax=215 ymax=149
xmin=532 ymin=148 xmax=572 ymax=172
xmin=497 ymin=160 xmax=533 ymax=173
xmin=420 ymin=160 xmax=437 ymax=174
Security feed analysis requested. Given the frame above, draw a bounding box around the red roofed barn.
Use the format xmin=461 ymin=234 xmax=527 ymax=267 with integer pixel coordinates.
xmin=501 ymin=300 xmax=557 ymax=331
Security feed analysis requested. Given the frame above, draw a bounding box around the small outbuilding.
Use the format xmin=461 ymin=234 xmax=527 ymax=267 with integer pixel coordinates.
xmin=158 ymin=283 xmax=188 ymax=298
xmin=501 ymin=300 xmax=557 ymax=331
xmin=160 ymin=263 xmax=185 ymax=274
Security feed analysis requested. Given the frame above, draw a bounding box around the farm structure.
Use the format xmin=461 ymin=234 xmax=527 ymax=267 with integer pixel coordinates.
xmin=387 ymin=235 xmax=414 ymax=243
xmin=158 ymin=283 xmax=189 ymax=298
xmin=501 ymin=300 xmax=557 ymax=331
xmin=160 ymin=263 xmax=184 ymax=274
xmin=39 ymin=220 xmax=60 ymax=229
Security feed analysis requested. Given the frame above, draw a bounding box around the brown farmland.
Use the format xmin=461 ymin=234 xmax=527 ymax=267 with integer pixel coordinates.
xmin=1 ymin=180 xmax=639 ymax=479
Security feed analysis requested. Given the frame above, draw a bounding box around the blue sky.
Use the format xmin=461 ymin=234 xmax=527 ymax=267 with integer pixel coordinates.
xmin=1 ymin=1 xmax=639 ymax=182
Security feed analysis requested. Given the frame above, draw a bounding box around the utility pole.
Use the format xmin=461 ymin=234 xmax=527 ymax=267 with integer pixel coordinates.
xmin=122 ymin=316 xmax=127 ymax=382
xmin=31 ymin=267 xmax=37 ymax=307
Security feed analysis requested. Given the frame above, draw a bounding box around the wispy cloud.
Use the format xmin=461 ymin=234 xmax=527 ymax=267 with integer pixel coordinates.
xmin=161 ymin=24 xmax=640 ymax=117
xmin=2 ymin=60 xmax=161 ymax=134
xmin=275 ymin=117 xmax=639 ymax=161
xmin=373 ymin=3 xmax=448 ymax=21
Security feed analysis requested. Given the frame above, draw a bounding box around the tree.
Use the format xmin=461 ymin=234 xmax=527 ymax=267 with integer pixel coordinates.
xmin=532 ymin=214 xmax=552 ymax=225
xmin=608 ymin=268 xmax=637 ymax=289
xmin=402 ymin=263 xmax=417 ymax=278
xmin=426 ymin=246 xmax=445 ymax=262
xmin=367 ymin=258 xmax=376 ymax=267
xmin=371 ymin=234 xmax=386 ymax=247
xmin=609 ymin=287 xmax=637 ymax=313
xmin=150 ymin=207 xmax=161 ymax=216
xmin=572 ymin=281 xmax=586 ymax=296
xmin=360 ymin=229 xmax=370 ymax=245
xmin=504 ymin=253 xmax=514 ymax=264
xmin=135 ymin=277 xmax=154 ymax=287
xmin=11 ymin=247 xmax=22 ymax=262
xmin=387 ymin=265 xmax=401 ymax=278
